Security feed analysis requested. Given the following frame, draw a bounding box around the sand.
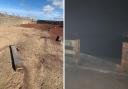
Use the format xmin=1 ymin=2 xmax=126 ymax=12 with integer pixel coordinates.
xmin=0 ymin=23 xmax=63 ymax=89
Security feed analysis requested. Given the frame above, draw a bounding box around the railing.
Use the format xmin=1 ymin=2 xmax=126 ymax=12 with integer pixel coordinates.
xmin=65 ymin=39 xmax=80 ymax=64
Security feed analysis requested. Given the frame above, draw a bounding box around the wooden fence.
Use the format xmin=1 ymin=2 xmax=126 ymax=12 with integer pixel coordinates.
xmin=65 ymin=39 xmax=80 ymax=64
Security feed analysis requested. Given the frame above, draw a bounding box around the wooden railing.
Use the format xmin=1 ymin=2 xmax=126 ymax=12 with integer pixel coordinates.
xmin=65 ymin=39 xmax=80 ymax=64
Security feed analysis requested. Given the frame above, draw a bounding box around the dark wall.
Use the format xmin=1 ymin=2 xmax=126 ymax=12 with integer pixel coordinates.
xmin=65 ymin=0 xmax=128 ymax=60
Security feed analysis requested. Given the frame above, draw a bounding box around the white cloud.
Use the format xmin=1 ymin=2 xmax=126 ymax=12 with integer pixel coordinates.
xmin=0 ymin=7 xmax=63 ymax=21
xmin=52 ymin=0 xmax=63 ymax=9
xmin=43 ymin=5 xmax=54 ymax=14
xmin=41 ymin=0 xmax=63 ymax=20
xmin=47 ymin=0 xmax=63 ymax=9
xmin=51 ymin=12 xmax=63 ymax=21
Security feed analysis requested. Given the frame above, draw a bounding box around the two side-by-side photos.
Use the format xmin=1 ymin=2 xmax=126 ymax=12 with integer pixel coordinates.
xmin=0 ymin=0 xmax=63 ymax=89
xmin=0 ymin=0 xmax=128 ymax=89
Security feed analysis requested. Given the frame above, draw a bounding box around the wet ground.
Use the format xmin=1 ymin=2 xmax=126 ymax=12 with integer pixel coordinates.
xmin=65 ymin=54 xmax=128 ymax=89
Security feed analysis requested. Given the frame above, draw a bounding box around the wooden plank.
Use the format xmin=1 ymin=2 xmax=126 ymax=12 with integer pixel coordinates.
xmin=75 ymin=39 xmax=80 ymax=63
xmin=65 ymin=40 xmax=72 ymax=46
xmin=65 ymin=49 xmax=75 ymax=55
xmin=9 ymin=45 xmax=23 ymax=71
xmin=121 ymin=42 xmax=128 ymax=72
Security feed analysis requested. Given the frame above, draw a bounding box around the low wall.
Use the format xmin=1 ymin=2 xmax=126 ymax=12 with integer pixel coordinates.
xmin=0 ymin=17 xmax=32 ymax=26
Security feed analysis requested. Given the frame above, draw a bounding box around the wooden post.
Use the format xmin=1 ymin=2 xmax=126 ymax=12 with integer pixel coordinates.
xmin=73 ymin=39 xmax=80 ymax=64
xmin=121 ymin=42 xmax=128 ymax=72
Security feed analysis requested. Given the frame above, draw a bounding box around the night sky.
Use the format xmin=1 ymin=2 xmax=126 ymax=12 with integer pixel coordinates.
xmin=65 ymin=0 xmax=128 ymax=63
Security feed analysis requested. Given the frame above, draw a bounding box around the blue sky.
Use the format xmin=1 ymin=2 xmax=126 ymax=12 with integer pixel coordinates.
xmin=0 ymin=0 xmax=63 ymax=21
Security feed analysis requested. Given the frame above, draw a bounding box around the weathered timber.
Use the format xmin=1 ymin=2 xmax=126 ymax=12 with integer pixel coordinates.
xmin=65 ymin=39 xmax=80 ymax=64
xmin=121 ymin=42 xmax=128 ymax=72
xmin=9 ymin=45 xmax=23 ymax=71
